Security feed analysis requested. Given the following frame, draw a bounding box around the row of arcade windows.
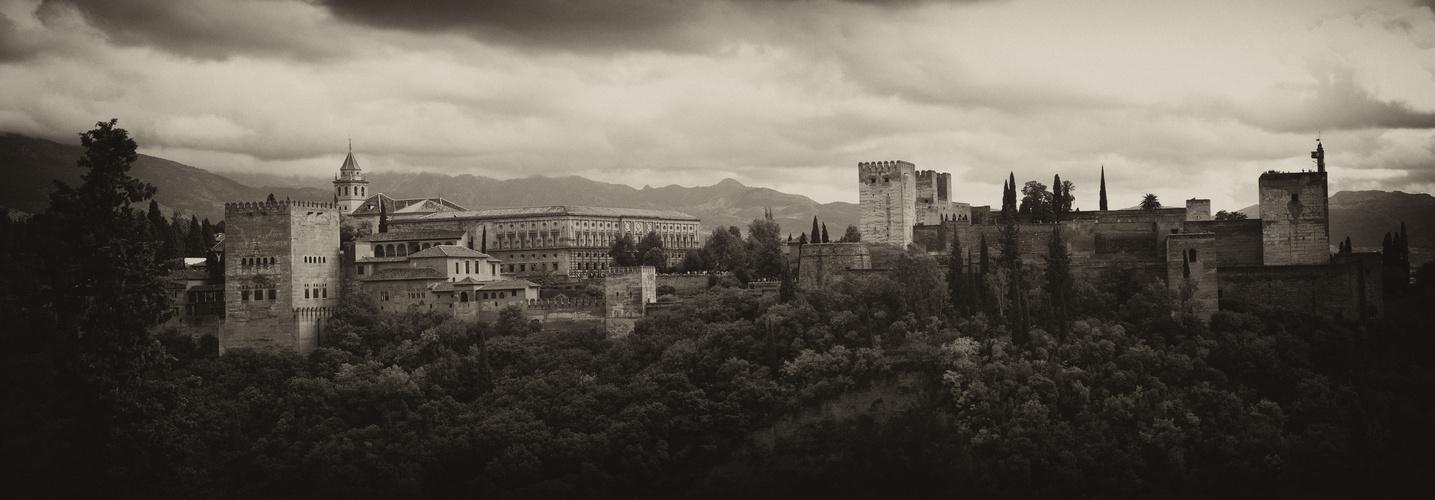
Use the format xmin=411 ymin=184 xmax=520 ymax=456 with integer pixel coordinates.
xmin=303 ymin=283 xmax=329 ymax=299
xmin=338 ymin=185 xmax=366 ymax=197
xmin=242 ymin=257 xmax=276 ymax=267
xmin=303 ymin=256 xmax=328 ymax=264
xmin=241 ymin=288 xmax=278 ymax=301
xmin=457 ymin=291 xmax=506 ymax=302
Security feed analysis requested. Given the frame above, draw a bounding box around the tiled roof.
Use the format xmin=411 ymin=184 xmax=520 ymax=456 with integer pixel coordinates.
xmin=357 ymin=256 xmax=410 ymax=263
xmin=360 ymin=267 xmax=447 ymax=282
xmin=454 ymin=276 xmax=483 ymax=285
xmin=166 ymin=270 xmax=209 ymax=281
xmin=414 ymin=205 xmax=699 ymax=222
xmin=479 ymin=279 xmax=540 ymax=291
xmin=357 ymin=229 xmax=467 ymax=243
xmin=188 ymin=284 xmax=225 ymax=292
xmin=350 ymin=194 xmax=468 ymax=216
xmin=408 ymin=245 xmax=492 ymax=259
xmin=430 ymin=282 xmax=455 ymax=292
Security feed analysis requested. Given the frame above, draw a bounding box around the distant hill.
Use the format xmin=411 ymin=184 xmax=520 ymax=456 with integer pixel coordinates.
xmin=0 ymin=133 xmax=330 ymax=221
xmin=0 ymin=133 xmax=857 ymax=236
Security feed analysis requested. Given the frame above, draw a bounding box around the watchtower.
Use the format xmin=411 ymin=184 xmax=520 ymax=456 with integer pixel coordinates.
xmin=1259 ymin=141 xmax=1330 ymax=266
xmin=221 ymin=200 xmax=342 ymax=354
xmin=333 ymin=142 xmax=369 ymax=214
xmin=859 ymin=160 xmax=917 ymax=247
xmin=915 ymin=170 xmax=954 ymax=225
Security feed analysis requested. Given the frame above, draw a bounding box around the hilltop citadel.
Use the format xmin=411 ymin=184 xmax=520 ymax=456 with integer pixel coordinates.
xmin=171 ymin=141 xmax=1395 ymax=354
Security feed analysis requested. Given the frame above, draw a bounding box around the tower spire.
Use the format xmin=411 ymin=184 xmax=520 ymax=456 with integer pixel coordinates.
xmin=1099 ymin=165 xmax=1108 ymax=211
xmin=1311 ymin=139 xmax=1325 ymax=173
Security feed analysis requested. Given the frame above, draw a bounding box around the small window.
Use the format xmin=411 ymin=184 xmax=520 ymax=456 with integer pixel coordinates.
xmin=241 ymin=290 xmax=249 ymax=301
xmin=268 ymin=289 xmax=276 ymax=300
xmin=1291 ymin=194 xmax=1299 ymax=202
xmin=323 ymin=288 xmax=327 ymax=298
xmin=357 ymin=265 xmax=365 ymax=275
xmin=304 ymin=288 xmax=310 ymax=299
xmin=1188 ymin=249 xmax=1198 ymax=262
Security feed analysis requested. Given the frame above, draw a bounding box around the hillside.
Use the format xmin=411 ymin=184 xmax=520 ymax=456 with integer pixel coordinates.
xmin=1236 ymin=190 xmax=1433 ymax=264
xmin=0 ymin=133 xmax=331 ymax=221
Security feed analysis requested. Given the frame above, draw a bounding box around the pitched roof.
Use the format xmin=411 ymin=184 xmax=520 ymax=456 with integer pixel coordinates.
xmin=350 ymin=194 xmax=468 ymax=216
xmin=357 ymin=256 xmax=410 ymax=263
xmin=479 ymin=279 xmax=540 ymax=291
xmin=413 ymin=205 xmax=699 ymax=222
xmin=408 ymin=245 xmax=492 ymax=259
xmin=357 ymin=229 xmax=467 ymax=243
xmin=188 ymin=284 xmax=226 ymax=292
xmin=429 ymin=282 xmax=455 ymax=292
xmin=340 ymin=151 xmax=361 ymax=172
xmin=454 ymin=276 xmax=483 ymax=285
xmin=360 ymin=267 xmax=447 ymax=282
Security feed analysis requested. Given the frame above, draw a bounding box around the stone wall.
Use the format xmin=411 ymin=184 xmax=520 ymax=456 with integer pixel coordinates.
xmin=657 ymin=274 xmax=710 ymax=296
xmin=858 ymin=160 xmax=917 ymax=247
xmin=1219 ymin=258 xmax=1380 ymax=320
xmin=1184 ymin=219 xmax=1263 ymax=267
xmin=1185 ymin=199 xmax=1211 ymax=221
xmin=1259 ymin=171 xmax=1329 ymax=266
xmin=1166 ymin=233 xmax=1218 ymax=320
xmin=604 ymin=266 xmax=655 ymax=338
xmin=798 ymin=243 xmax=872 ymax=289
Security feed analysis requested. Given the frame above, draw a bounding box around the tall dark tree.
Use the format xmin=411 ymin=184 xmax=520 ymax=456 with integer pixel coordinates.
xmin=146 ymin=200 xmax=178 ymax=264
xmin=200 ymin=218 xmax=216 ymax=251
xmin=378 ymin=201 xmax=389 ymax=233
xmin=266 ymin=193 xmax=277 ymax=203
xmin=997 ymin=217 xmax=1029 ymax=343
xmin=978 ymin=233 xmax=990 ymax=309
xmin=637 ymin=230 xmax=666 ymax=271
xmin=948 ymin=227 xmax=970 ymax=316
xmin=1020 ymin=180 xmax=1054 ymax=223
xmin=28 ymin=119 xmax=175 ymax=492
xmin=1099 ymin=165 xmax=1109 ymax=211
xmin=799 ymin=233 xmax=808 ymax=245
xmin=609 ymin=232 xmax=639 ymax=267
xmin=746 ymin=215 xmax=785 ymax=279
xmin=1045 ymin=226 xmax=1072 ymax=342
xmin=186 ymin=215 xmax=206 ymax=257
xmin=821 ymin=223 xmax=830 ymax=243
xmin=811 ymin=216 xmax=820 ymax=245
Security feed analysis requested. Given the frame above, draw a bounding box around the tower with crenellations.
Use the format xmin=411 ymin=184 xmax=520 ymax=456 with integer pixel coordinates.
xmin=859 ymin=160 xmax=917 ymax=247
xmin=333 ymin=143 xmax=369 ymax=214
xmin=915 ymin=170 xmax=956 ymax=225
xmin=220 ymin=200 xmax=342 ymax=355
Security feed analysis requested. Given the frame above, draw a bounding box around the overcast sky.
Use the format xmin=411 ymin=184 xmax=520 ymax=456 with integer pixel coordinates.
xmin=2 ymin=0 xmax=1434 ymax=210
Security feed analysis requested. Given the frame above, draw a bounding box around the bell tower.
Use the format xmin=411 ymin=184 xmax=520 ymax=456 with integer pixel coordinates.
xmin=333 ymin=140 xmax=369 ymax=214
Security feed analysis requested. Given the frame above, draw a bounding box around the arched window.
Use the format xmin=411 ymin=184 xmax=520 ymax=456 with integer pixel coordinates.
xmin=374 ymin=246 xmax=384 ymax=257
xmin=386 ymin=244 xmax=395 ymax=256
xmin=422 ymin=242 xmax=431 ymax=249
xmin=460 ymin=292 xmax=469 ymax=302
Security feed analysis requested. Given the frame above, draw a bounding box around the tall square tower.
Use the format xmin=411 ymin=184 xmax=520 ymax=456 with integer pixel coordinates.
xmin=1258 ymin=171 xmax=1329 ymax=266
xmin=221 ymin=200 xmax=342 ymax=354
xmin=859 ymin=160 xmax=917 ymax=247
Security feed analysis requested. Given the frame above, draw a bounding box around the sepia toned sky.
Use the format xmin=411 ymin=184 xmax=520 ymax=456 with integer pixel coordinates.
xmin=2 ymin=0 xmax=1434 ymax=211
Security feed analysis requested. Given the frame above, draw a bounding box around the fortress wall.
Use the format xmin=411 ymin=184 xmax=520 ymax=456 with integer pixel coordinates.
xmin=798 ymin=243 xmax=872 ymax=288
xmin=657 ymin=274 xmax=710 ymax=295
xmin=1166 ymin=233 xmax=1218 ymax=320
xmin=221 ymin=201 xmax=341 ymax=355
xmin=1185 ymin=219 xmax=1263 ymax=267
xmin=1185 ymin=199 xmax=1212 ymax=221
xmin=1219 ymin=261 xmax=1371 ymax=319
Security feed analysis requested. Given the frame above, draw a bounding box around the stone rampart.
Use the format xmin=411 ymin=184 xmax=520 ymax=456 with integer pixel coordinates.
xmin=1219 ymin=259 xmax=1377 ymax=320
xmin=1166 ymin=233 xmax=1218 ymax=320
xmin=1259 ymin=171 xmax=1329 ymax=265
xmin=1184 ymin=219 xmax=1262 ymax=267
xmin=657 ymin=274 xmax=710 ymax=295
xmin=798 ymin=242 xmax=872 ymax=288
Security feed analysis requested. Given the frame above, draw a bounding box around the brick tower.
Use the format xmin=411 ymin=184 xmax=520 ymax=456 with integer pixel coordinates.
xmin=221 ymin=200 xmax=342 ymax=354
xmin=859 ymin=160 xmax=917 ymax=247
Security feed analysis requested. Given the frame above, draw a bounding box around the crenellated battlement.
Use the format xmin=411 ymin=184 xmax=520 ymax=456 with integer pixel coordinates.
xmin=857 ymin=160 xmax=915 ymax=177
xmin=293 ymin=306 xmax=335 ymax=318
xmin=225 ymin=200 xmax=341 ymax=214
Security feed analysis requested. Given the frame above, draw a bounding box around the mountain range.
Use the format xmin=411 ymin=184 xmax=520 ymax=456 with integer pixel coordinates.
xmin=2 ymin=132 xmax=1430 ymax=265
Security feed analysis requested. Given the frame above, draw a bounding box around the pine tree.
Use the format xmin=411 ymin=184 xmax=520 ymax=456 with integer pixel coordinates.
xmin=146 ymin=200 xmax=177 ymax=264
xmin=978 ymin=233 xmax=990 ymax=311
xmin=799 ymin=233 xmax=808 ymax=244
xmin=1052 ymin=174 xmax=1064 ymax=220
xmin=821 ymin=223 xmax=830 ymax=243
xmin=1099 ymin=165 xmax=1109 ymax=211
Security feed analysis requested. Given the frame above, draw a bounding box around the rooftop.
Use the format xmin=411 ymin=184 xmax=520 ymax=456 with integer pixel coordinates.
xmin=350 ymin=194 xmax=468 ymax=216
xmin=360 ymin=267 xmax=447 ymax=282
xmin=408 ymin=245 xmax=493 ymax=259
xmin=479 ymin=279 xmax=540 ymax=291
xmin=411 ymin=205 xmax=699 ymax=222
xmin=358 ymin=229 xmax=467 ymax=243
xmin=166 ymin=269 xmax=209 ymax=281
xmin=357 ymin=256 xmax=410 ymax=263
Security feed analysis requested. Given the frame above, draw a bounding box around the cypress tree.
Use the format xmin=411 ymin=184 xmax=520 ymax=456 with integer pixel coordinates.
xmin=1099 ymin=165 xmax=1109 ymax=211
xmin=378 ymin=202 xmax=389 ymax=233
xmin=1045 ymin=226 xmax=1071 ymax=342
xmin=821 ymin=223 xmax=830 ymax=243
xmin=799 ymin=233 xmax=808 ymax=245
xmin=186 ymin=216 xmax=205 ymax=258
xmin=200 ymin=218 xmax=216 ymax=251
xmin=811 ymin=216 xmax=820 ymax=245
xmin=998 ymin=216 xmax=1028 ymax=343
xmin=978 ymin=233 xmax=990 ymax=311
xmin=1053 ymin=174 xmax=1064 ymax=220
xmin=948 ymin=226 xmax=968 ymax=316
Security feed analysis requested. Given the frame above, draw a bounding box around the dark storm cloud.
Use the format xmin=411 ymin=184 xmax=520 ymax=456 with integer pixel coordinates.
xmin=0 ymin=12 xmax=33 ymax=62
xmin=42 ymin=0 xmax=345 ymax=60
xmin=1221 ymin=70 xmax=1435 ymax=133
xmin=318 ymin=0 xmax=983 ymax=52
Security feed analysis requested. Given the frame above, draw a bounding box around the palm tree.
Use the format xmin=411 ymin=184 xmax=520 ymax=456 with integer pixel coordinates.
xmin=1140 ymin=194 xmax=1160 ymax=211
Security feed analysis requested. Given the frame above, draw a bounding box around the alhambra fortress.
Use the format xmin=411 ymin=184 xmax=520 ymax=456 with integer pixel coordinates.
xmin=169 ymin=141 xmax=1385 ymax=355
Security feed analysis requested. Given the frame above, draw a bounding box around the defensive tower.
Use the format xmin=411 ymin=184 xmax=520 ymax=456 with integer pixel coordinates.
xmin=915 ymin=170 xmax=954 ymax=225
xmin=859 ymin=160 xmax=917 ymax=247
xmin=221 ymin=200 xmax=342 ymax=354
xmin=333 ymin=141 xmax=369 ymax=214
xmin=1259 ymin=141 xmax=1330 ymax=266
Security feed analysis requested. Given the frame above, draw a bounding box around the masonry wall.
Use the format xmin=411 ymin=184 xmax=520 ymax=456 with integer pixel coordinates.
xmin=1184 ymin=219 xmax=1263 ymax=267
xmin=657 ymin=274 xmax=710 ymax=296
xmin=1260 ymin=171 xmax=1329 ymax=266
xmin=914 ymin=170 xmax=954 ymax=226
xmin=1219 ymin=259 xmax=1378 ymax=320
xmin=1185 ymin=199 xmax=1212 ymax=221
xmin=798 ymin=243 xmax=872 ymax=289
xmin=859 ymin=161 xmax=917 ymax=247
xmin=1166 ymin=233 xmax=1218 ymax=320
xmin=604 ymin=266 xmax=655 ymax=338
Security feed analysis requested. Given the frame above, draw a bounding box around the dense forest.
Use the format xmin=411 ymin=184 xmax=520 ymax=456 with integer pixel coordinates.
xmin=2 ymin=121 xmax=1434 ymax=498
